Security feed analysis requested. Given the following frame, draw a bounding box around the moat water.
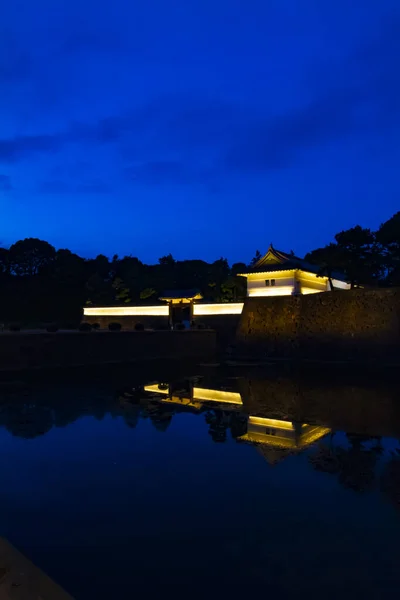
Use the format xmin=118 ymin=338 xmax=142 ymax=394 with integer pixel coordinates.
xmin=0 ymin=365 xmax=400 ymax=599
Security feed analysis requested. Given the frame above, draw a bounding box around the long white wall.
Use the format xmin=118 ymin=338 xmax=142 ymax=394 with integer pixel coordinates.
xmin=83 ymin=306 xmax=169 ymax=316
xmin=84 ymin=303 xmax=244 ymax=317
xmin=193 ymin=303 xmax=244 ymax=315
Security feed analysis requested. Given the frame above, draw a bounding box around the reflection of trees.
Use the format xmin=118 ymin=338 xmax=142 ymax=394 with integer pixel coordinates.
xmin=142 ymin=402 xmax=174 ymax=432
xmin=205 ymin=410 xmax=246 ymax=443
xmin=3 ymin=405 xmax=53 ymax=439
xmin=380 ymin=447 xmax=400 ymax=510
xmin=229 ymin=413 xmax=248 ymax=439
xmin=309 ymin=434 xmax=379 ymax=493
xmin=0 ymin=392 xmax=117 ymax=440
xmin=205 ymin=410 xmax=229 ymax=442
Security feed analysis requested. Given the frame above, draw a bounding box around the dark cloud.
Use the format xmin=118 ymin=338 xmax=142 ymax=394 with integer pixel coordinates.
xmin=0 ymin=134 xmax=62 ymax=163
xmin=1 ymin=17 xmax=398 ymax=180
xmin=0 ymin=174 xmax=12 ymax=191
xmin=226 ymin=20 xmax=400 ymax=172
xmin=125 ymin=161 xmax=201 ymax=186
xmin=37 ymin=179 xmax=111 ymax=195
xmin=50 ymin=160 xmax=92 ymax=178
xmin=0 ymin=33 xmax=32 ymax=83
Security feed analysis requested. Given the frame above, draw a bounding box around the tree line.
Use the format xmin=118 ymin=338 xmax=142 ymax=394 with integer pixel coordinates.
xmin=0 ymin=211 xmax=399 ymax=326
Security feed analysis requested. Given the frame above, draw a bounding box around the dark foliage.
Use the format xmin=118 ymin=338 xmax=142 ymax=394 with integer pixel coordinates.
xmin=134 ymin=323 xmax=144 ymax=331
xmin=108 ymin=322 xmax=122 ymax=331
xmin=78 ymin=322 xmax=92 ymax=332
xmin=91 ymin=322 xmax=101 ymax=330
xmin=0 ymin=212 xmax=399 ymax=325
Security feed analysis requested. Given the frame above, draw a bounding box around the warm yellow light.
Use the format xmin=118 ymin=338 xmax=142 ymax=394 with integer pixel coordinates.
xmin=159 ymin=293 xmax=203 ymax=302
xmin=193 ymin=388 xmax=243 ymax=405
xmin=299 ymin=271 xmax=327 ymax=281
xmin=193 ymin=303 xmax=244 ymax=316
xmin=248 ymin=416 xmax=294 ymax=430
xmin=239 ymin=432 xmax=296 ymax=447
xmin=244 ymin=270 xmax=295 ymax=279
xmin=301 ymin=287 xmax=323 ymax=295
xmin=144 ymin=385 xmax=242 ymax=406
xmin=84 ymin=306 xmax=169 ymax=316
xmin=331 ymin=279 xmax=351 ymax=290
xmin=144 ymin=384 xmax=170 ymax=395
xmin=162 ymin=396 xmax=203 ymax=410
xmin=248 ymin=286 xmax=294 ymax=297
xmin=298 ymin=427 xmax=331 ymax=446
xmin=240 ymin=422 xmax=330 ymax=449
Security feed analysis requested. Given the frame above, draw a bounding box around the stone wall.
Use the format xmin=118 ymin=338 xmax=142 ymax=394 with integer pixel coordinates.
xmin=235 ymin=289 xmax=400 ymax=361
xmin=84 ymin=312 xmax=241 ymax=350
xmin=0 ymin=330 xmax=216 ymax=371
xmin=192 ymin=314 xmax=241 ymax=350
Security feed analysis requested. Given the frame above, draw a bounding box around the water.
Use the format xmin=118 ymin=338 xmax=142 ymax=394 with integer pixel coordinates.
xmin=1 ymin=366 xmax=400 ymax=599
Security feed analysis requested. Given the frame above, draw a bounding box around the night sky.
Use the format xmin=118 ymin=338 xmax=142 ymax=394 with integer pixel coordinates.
xmin=1 ymin=1 xmax=399 ymax=263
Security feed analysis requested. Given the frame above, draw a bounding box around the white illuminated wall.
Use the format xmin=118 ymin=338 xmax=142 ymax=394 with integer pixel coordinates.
xmin=246 ymin=272 xmax=295 ymax=297
xmin=245 ymin=270 xmax=350 ymax=297
xmin=84 ymin=304 xmax=244 ymax=317
xmin=193 ymin=303 xmax=244 ymax=316
xmin=83 ymin=306 xmax=169 ymax=317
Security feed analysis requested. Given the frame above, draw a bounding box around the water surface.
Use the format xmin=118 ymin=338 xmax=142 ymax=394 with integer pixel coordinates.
xmin=0 ymin=367 xmax=399 ymax=599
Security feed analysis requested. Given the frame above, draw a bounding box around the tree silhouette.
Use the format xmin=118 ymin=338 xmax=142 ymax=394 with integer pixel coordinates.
xmin=306 ymin=243 xmax=342 ymax=290
xmin=9 ymin=238 xmax=56 ymax=277
xmin=250 ymin=250 xmax=262 ymax=266
xmin=1 ymin=211 xmax=400 ymax=325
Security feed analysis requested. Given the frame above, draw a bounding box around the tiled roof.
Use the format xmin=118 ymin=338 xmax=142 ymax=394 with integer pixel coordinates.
xmin=240 ymin=244 xmax=346 ymax=281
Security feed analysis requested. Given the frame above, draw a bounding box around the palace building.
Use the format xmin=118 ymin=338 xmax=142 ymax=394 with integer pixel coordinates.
xmin=238 ymin=244 xmax=350 ymax=297
xmin=83 ymin=244 xmax=350 ymax=324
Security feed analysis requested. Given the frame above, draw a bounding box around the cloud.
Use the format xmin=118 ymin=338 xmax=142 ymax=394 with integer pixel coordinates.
xmin=1 ymin=17 xmax=398 ymax=180
xmin=0 ymin=134 xmax=62 ymax=163
xmin=37 ymin=179 xmax=111 ymax=195
xmin=125 ymin=161 xmax=201 ymax=186
xmin=0 ymin=33 xmax=32 ymax=83
xmin=0 ymin=174 xmax=12 ymax=191
xmin=226 ymin=19 xmax=400 ymax=172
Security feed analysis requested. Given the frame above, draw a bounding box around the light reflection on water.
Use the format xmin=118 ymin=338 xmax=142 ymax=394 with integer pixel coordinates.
xmin=0 ymin=368 xmax=400 ymax=599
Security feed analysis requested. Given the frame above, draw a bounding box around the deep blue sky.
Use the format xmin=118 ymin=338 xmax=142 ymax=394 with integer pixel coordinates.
xmin=1 ymin=0 xmax=399 ymax=263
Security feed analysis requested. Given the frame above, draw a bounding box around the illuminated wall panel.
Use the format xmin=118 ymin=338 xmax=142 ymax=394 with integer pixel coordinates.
xmin=84 ymin=306 xmax=169 ymax=317
xmin=246 ymin=271 xmax=295 ymax=297
xmin=193 ymin=303 xmax=244 ymax=316
xmin=331 ymin=279 xmax=351 ymax=290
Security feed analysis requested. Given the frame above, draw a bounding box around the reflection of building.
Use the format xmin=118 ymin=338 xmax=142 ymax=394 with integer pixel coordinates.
xmin=238 ymin=244 xmax=350 ymax=297
xmin=143 ymin=383 xmax=243 ymax=410
xmin=238 ymin=416 xmax=330 ymax=464
xmin=143 ymin=383 xmax=330 ymax=463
